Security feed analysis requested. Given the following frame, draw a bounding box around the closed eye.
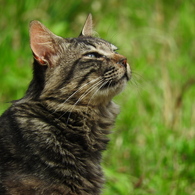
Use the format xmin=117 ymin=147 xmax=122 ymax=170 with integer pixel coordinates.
xmin=83 ymin=52 xmax=103 ymax=58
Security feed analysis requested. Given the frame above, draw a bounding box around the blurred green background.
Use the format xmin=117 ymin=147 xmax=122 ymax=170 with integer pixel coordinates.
xmin=0 ymin=0 xmax=194 ymax=194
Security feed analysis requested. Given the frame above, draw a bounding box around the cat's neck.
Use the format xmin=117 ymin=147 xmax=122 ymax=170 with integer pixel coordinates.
xmin=23 ymin=60 xmax=47 ymax=101
xmin=41 ymin=98 xmax=120 ymax=123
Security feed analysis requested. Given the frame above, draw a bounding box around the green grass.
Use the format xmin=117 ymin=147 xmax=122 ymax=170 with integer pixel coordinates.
xmin=0 ymin=0 xmax=195 ymax=194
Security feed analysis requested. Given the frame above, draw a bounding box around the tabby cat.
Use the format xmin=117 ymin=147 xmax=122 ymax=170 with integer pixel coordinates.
xmin=0 ymin=14 xmax=131 ymax=195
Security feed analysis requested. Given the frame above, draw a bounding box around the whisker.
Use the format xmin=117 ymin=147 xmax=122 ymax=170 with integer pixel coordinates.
xmin=52 ymin=77 xmax=101 ymax=114
xmin=61 ymin=77 xmax=100 ymax=104
xmin=59 ymin=78 xmax=104 ymax=122
xmin=73 ymin=79 xmax=104 ymax=106
xmin=59 ymin=76 xmax=98 ymax=91
xmin=65 ymin=79 xmax=104 ymax=123
xmin=86 ymin=80 xmax=110 ymax=107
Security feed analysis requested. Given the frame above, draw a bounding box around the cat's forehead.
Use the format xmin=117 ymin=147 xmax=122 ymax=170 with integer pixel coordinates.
xmin=70 ymin=37 xmax=117 ymax=52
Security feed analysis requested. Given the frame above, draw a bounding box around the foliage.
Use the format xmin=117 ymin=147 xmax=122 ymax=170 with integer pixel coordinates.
xmin=0 ymin=0 xmax=194 ymax=194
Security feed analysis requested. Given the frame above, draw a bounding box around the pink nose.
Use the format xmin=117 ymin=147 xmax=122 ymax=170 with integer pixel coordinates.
xmin=113 ymin=54 xmax=127 ymax=67
xmin=117 ymin=58 xmax=127 ymax=67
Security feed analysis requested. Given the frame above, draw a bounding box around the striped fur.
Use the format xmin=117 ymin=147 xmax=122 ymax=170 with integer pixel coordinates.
xmin=0 ymin=14 xmax=131 ymax=195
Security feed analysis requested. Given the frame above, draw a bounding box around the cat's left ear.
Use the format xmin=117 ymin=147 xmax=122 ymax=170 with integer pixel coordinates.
xmin=79 ymin=13 xmax=93 ymax=37
xmin=29 ymin=20 xmax=63 ymax=66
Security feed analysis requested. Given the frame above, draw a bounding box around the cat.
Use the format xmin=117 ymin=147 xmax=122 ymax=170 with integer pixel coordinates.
xmin=0 ymin=14 xmax=131 ymax=195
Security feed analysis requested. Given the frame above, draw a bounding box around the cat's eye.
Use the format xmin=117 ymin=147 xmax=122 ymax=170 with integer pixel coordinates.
xmin=84 ymin=52 xmax=103 ymax=58
xmin=86 ymin=53 xmax=96 ymax=58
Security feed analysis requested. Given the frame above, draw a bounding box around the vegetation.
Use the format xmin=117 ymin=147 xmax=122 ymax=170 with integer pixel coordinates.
xmin=0 ymin=0 xmax=194 ymax=194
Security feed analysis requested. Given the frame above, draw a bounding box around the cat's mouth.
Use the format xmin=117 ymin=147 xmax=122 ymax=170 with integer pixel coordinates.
xmin=101 ymin=74 xmax=128 ymax=89
xmin=102 ymin=62 xmax=131 ymax=89
xmin=101 ymin=71 xmax=130 ymax=92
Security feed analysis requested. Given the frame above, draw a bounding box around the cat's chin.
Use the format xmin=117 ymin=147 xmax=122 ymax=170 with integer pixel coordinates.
xmin=90 ymin=78 xmax=128 ymax=106
xmin=109 ymin=77 xmax=128 ymax=96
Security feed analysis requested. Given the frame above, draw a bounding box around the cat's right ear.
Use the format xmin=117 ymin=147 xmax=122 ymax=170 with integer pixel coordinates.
xmin=29 ymin=21 xmax=62 ymax=66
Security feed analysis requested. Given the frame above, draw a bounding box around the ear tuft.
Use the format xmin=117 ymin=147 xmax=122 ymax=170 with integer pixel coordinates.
xmin=80 ymin=13 xmax=93 ymax=37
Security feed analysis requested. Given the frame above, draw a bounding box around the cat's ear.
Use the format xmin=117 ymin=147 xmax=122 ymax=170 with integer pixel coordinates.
xmin=29 ymin=21 xmax=62 ymax=66
xmin=79 ymin=13 xmax=93 ymax=37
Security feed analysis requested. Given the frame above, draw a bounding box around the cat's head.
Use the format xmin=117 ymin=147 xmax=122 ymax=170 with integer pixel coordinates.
xmin=29 ymin=14 xmax=131 ymax=106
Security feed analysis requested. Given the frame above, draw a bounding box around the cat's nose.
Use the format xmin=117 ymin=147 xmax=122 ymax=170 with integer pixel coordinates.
xmin=113 ymin=54 xmax=127 ymax=67
xmin=117 ymin=58 xmax=127 ymax=67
